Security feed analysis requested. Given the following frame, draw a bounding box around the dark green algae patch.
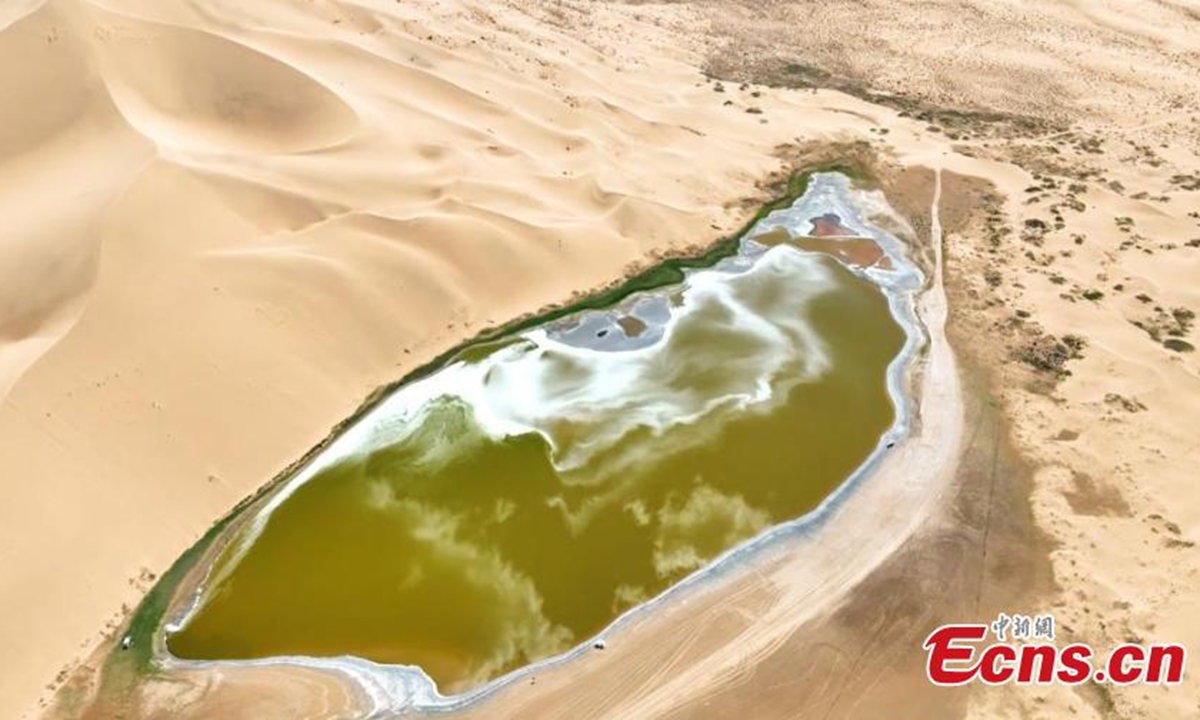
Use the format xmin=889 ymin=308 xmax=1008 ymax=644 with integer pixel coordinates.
xmin=107 ymin=163 xmax=883 ymax=690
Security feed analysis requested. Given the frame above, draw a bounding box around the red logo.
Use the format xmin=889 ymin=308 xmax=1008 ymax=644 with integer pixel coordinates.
xmin=924 ymin=616 xmax=1185 ymax=686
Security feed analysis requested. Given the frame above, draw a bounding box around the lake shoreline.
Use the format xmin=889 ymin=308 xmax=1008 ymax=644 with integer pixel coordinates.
xmin=109 ymin=164 xmax=847 ymax=679
xmin=134 ymin=171 xmax=937 ymax=717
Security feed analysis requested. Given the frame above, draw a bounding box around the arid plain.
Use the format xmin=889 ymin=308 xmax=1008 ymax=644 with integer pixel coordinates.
xmin=1 ymin=1 xmax=1198 ymax=719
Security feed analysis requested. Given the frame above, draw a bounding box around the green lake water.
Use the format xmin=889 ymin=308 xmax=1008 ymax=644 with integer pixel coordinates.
xmin=168 ymin=243 xmax=906 ymax=692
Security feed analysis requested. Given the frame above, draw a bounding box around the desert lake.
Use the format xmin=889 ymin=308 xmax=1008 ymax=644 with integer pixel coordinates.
xmin=165 ymin=173 xmax=920 ymax=696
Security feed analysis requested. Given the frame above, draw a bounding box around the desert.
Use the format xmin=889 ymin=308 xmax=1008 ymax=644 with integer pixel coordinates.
xmin=1 ymin=2 xmax=1197 ymax=719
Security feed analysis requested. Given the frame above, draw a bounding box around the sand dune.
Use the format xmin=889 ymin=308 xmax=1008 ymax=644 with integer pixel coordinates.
xmin=0 ymin=1 xmax=151 ymax=400
xmin=88 ymin=10 xmax=360 ymax=155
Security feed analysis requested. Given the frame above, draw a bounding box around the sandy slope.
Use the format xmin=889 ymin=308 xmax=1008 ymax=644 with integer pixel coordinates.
xmin=4 ymin=1 xmax=1199 ymax=719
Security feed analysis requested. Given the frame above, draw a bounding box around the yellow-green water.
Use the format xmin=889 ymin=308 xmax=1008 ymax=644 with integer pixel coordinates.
xmin=168 ymin=249 xmax=905 ymax=692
